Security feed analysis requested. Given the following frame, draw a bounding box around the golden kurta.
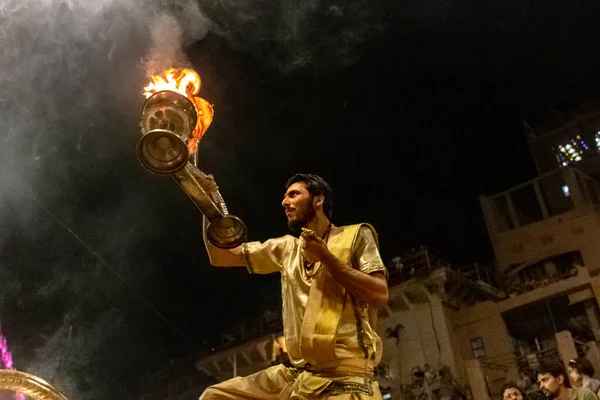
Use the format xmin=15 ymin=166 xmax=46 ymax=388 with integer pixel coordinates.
xmin=243 ymin=224 xmax=386 ymax=370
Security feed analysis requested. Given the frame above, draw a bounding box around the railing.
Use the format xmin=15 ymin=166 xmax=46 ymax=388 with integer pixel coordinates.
xmin=485 ymin=167 xmax=600 ymax=233
xmin=195 ymin=305 xmax=283 ymax=359
xmin=387 ymin=248 xmax=451 ymax=286
xmin=387 ymin=248 xmax=501 ymax=291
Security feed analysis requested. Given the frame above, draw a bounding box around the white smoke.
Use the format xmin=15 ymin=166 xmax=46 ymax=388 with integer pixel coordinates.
xmin=0 ymin=1 xmax=211 ymax=398
xmin=0 ymin=0 xmax=383 ymax=398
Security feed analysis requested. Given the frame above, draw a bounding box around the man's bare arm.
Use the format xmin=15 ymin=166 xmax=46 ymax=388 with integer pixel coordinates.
xmin=187 ymin=173 xmax=246 ymax=267
xmin=202 ymin=216 xmax=246 ymax=267
xmin=321 ymin=253 xmax=389 ymax=309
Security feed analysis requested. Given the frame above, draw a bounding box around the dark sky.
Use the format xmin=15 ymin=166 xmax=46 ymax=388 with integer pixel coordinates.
xmin=1 ymin=0 xmax=600 ymax=398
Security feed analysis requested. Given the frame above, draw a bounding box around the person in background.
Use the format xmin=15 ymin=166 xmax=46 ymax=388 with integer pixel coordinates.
xmin=568 ymin=358 xmax=600 ymax=397
xmin=501 ymin=382 xmax=528 ymax=400
xmin=518 ymin=371 xmax=533 ymax=391
xmin=537 ymin=360 xmax=598 ymax=400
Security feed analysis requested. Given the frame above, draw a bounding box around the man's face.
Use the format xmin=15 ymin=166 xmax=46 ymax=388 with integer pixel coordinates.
xmin=538 ymin=372 xmax=562 ymax=399
xmin=567 ymin=366 xmax=582 ymax=386
xmin=282 ymin=182 xmax=316 ymax=233
xmin=502 ymin=387 xmax=523 ymax=400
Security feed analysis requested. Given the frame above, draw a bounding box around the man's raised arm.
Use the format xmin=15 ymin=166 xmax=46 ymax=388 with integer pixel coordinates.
xmin=186 ymin=172 xmax=247 ymax=268
xmin=202 ymin=216 xmax=247 ymax=267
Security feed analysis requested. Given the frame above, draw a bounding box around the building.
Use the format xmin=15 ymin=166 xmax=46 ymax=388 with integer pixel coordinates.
xmin=377 ymin=249 xmax=503 ymax=400
xmin=377 ymin=104 xmax=600 ymax=399
xmin=139 ymin=304 xmax=284 ymax=400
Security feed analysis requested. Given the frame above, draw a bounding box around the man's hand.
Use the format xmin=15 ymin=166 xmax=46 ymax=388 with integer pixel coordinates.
xmin=301 ymin=229 xmax=332 ymax=263
xmin=193 ymin=172 xmax=219 ymax=194
xmin=181 ymin=171 xmax=219 ymax=204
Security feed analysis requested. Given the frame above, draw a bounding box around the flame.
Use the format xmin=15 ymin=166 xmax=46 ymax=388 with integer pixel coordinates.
xmin=143 ymin=68 xmax=214 ymax=154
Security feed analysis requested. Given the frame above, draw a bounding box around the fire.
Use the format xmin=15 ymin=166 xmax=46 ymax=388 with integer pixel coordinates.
xmin=143 ymin=68 xmax=214 ymax=154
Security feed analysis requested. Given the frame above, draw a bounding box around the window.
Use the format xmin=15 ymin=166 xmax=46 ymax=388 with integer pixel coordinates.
xmin=470 ymin=337 xmax=486 ymax=358
xmin=556 ymin=135 xmax=590 ymax=166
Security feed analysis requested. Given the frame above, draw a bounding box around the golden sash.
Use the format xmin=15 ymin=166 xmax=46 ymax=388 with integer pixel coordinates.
xmin=299 ymin=223 xmax=378 ymax=365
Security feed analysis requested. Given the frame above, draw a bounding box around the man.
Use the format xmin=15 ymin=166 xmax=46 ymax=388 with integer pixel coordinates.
xmin=537 ymin=360 xmax=598 ymax=400
xmin=568 ymin=358 xmax=600 ymax=397
xmin=198 ymin=173 xmax=389 ymax=400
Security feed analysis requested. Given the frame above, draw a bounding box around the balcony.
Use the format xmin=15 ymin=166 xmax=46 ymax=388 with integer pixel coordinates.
xmin=385 ymin=249 xmax=504 ymax=311
xmin=481 ymin=167 xmax=600 ymax=235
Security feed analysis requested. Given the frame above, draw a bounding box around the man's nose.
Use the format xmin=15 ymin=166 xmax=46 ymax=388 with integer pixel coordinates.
xmin=282 ymin=197 xmax=289 ymax=208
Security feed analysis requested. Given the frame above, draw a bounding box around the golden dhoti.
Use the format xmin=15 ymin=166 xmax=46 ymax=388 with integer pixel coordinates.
xmin=200 ymin=362 xmax=383 ymax=400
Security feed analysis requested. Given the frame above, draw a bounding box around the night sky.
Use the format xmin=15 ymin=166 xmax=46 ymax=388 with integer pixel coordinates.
xmin=1 ymin=0 xmax=600 ymax=398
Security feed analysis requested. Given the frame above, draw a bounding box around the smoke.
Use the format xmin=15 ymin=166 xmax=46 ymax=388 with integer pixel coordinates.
xmin=144 ymin=3 xmax=211 ymax=75
xmin=204 ymin=0 xmax=385 ymax=71
xmin=0 ymin=0 xmax=212 ymax=398
xmin=0 ymin=0 xmax=384 ymax=398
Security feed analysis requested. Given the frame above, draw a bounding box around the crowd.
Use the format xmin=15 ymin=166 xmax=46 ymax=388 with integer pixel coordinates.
xmin=501 ymin=358 xmax=600 ymax=400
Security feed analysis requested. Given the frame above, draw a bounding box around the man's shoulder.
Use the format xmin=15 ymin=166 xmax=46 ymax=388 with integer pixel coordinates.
xmin=336 ymin=223 xmax=377 ymax=237
xmin=337 ymin=222 xmax=375 ymax=230
xmin=265 ymin=234 xmax=297 ymax=244
xmin=338 ymin=223 xmax=379 ymax=245
xmin=573 ymin=387 xmax=598 ymax=400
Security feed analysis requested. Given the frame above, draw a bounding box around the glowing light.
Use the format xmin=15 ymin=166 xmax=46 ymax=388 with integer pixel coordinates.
xmin=0 ymin=327 xmax=13 ymax=369
xmin=143 ymin=67 xmax=214 ymax=155
xmin=556 ymin=135 xmax=589 ymax=166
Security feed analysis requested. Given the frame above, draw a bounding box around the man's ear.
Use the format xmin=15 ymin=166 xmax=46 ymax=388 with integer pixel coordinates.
xmin=557 ymin=375 xmax=564 ymax=385
xmin=314 ymin=194 xmax=324 ymax=208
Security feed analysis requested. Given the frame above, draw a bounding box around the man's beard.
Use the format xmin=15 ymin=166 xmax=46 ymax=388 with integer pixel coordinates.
xmin=541 ymin=389 xmax=556 ymax=399
xmin=287 ymin=201 xmax=316 ymax=234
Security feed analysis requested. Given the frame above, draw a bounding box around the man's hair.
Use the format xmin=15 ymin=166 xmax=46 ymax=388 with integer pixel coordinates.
xmin=285 ymin=173 xmax=333 ymax=219
xmin=500 ymin=383 xmax=527 ymax=400
xmin=538 ymin=360 xmax=571 ymax=388
xmin=569 ymin=358 xmax=595 ymax=377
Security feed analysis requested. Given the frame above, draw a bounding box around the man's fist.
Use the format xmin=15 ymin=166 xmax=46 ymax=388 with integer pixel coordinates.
xmin=195 ymin=173 xmax=219 ymax=194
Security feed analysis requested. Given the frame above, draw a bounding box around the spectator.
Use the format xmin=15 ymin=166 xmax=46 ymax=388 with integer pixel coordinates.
xmin=568 ymin=358 xmax=600 ymax=397
xmin=517 ymin=371 xmax=532 ymax=391
xmin=501 ymin=382 xmax=528 ymax=400
xmin=537 ymin=360 xmax=598 ymax=399
xmin=424 ymin=363 xmax=436 ymax=386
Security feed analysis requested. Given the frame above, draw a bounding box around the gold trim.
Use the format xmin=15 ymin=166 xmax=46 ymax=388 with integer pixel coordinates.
xmin=0 ymin=370 xmax=68 ymax=400
xmin=350 ymin=295 xmax=370 ymax=359
xmin=325 ymin=376 xmax=375 ymax=396
xmin=241 ymin=243 xmax=254 ymax=274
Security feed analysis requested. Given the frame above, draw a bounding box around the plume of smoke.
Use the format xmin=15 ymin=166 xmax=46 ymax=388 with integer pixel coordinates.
xmin=203 ymin=0 xmax=385 ymax=72
xmin=0 ymin=0 xmax=384 ymax=397
xmin=144 ymin=1 xmax=211 ymax=75
xmin=0 ymin=0 xmax=211 ymax=398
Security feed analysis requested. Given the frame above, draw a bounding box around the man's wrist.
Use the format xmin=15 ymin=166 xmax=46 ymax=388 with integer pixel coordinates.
xmin=321 ymin=251 xmax=341 ymax=269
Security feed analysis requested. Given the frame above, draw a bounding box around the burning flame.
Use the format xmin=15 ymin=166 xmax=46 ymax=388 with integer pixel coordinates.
xmin=143 ymin=68 xmax=214 ymax=154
